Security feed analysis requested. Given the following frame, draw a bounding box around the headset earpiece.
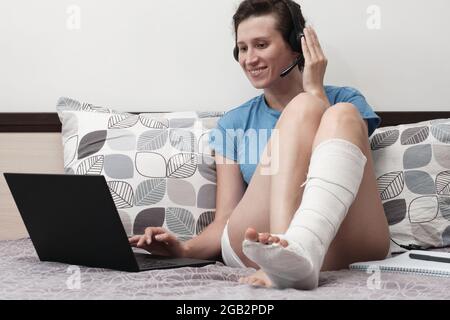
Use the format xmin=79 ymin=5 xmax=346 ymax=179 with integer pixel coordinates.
xmin=289 ymin=29 xmax=301 ymax=53
xmin=233 ymin=46 xmax=239 ymax=62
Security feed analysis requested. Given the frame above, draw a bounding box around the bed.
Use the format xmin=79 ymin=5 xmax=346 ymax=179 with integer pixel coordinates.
xmin=1 ymin=111 xmax=450 ymax=300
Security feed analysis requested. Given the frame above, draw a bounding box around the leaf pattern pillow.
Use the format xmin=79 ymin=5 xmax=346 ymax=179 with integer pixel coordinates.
xmin=56 ymin=97 xmax=223 ymax=241
xmin=370 ymin=119 xmax=450 ymax=253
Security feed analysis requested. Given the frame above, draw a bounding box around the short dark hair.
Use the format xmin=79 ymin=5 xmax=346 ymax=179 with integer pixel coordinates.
xmin=233 ymin=0 xmax=306 ymax=69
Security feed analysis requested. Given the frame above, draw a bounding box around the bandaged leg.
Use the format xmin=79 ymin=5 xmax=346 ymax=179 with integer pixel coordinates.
xmin=242 ymin=138 xmax=367 ymax=289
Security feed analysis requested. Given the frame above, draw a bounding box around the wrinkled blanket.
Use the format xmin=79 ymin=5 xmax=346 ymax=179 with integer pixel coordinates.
xmin=1 ymin=238 xmax=449 ymax=300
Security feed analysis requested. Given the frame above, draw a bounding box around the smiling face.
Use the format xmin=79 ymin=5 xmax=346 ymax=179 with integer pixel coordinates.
xmin=236 ymin=14 xmax=298 ymax=89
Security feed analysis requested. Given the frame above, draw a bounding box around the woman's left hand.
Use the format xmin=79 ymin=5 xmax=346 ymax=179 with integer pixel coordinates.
xmin=300 ymin=26 xmax=328 ymax=102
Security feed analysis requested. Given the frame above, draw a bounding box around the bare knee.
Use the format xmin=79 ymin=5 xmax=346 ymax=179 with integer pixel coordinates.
xmin=322 ymin=103 xmax=363 ymax=122
xmin=282 ymin=92 xmax=328 ymax=125
xmin=321 ymin=103 xmax=368 ymax=136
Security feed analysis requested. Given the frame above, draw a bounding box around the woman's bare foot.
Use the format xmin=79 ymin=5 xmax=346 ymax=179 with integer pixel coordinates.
xmin=238 ymin=228 xmax=289 ymax=287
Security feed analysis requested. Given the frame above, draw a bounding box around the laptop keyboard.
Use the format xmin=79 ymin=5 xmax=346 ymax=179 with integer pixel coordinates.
xmin=135 ymin=254 xmax=178 ymax=269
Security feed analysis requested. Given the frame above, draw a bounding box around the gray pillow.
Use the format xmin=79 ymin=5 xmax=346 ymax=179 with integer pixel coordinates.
xmin=370 ymin=119 xmax=450 ymax=253
xmin=56 ymin=97 xmax=223 ymax=241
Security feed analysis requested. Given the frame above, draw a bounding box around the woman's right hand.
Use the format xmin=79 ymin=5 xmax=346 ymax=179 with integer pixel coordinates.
xmin=128 ymin=227 xmax=189 ymax=258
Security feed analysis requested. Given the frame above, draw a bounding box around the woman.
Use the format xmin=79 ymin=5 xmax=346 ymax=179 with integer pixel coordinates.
xmin=129 ymin=0 xmax=390 ymax=290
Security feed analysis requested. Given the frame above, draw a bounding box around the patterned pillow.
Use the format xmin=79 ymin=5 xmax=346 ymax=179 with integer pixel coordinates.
xmin=370 ymin=119 xmax=450 ymax=253
xmin=56 ymin=97 xmax=224 ymax=241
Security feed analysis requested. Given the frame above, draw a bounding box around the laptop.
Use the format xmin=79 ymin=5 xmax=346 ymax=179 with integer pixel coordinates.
xmin=3 ymin=172 xmax=215 ymax=272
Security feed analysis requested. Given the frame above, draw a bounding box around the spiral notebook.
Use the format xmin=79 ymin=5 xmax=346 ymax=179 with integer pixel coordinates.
xmin=349 ymin=250 xmax=450 ymax=277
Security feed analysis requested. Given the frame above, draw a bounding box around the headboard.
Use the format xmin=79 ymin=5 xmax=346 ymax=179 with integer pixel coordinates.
xmin=1 ymin=111 xmax=450 ymax=240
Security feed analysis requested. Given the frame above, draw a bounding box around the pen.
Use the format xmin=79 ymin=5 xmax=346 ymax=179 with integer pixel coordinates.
xmin=409 ymin=253 xmax=450 ymax=264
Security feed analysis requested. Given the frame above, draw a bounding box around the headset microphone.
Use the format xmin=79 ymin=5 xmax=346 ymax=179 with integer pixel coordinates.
xmin=279 ymin=31 xmax=304 ymax=78
xmin=280 ymin=53 xmax=302 ymax=78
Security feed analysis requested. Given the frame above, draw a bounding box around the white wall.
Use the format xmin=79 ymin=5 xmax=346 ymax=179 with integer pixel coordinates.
xmin=1 ymin=0 xmax=449 ymax=112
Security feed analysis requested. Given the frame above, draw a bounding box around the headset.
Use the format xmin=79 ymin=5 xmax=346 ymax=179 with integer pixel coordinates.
xmin=233 ymin=0 xmax=305 ymax=77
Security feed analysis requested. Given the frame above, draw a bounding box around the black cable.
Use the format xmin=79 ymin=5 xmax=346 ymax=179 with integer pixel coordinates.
xmin=390 ymin=237 xmax=425 ymax=251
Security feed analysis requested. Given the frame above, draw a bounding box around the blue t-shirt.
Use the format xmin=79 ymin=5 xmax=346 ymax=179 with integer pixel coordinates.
xmin=208 ymin=85 xmax=381 ymax=185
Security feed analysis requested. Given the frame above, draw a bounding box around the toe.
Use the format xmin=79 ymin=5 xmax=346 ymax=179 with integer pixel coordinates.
xmin=239 ymin=276 xmax=249 ymax=284
xmin=280 ymin=239 xmax=289 ymax=247
xmin=259 ymin=233 xmax=271 ymax=244
xmin=245 ymin=228 xmax=259 ymax=242
xmin=253 ymin=279 xmax=267 ymax=287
